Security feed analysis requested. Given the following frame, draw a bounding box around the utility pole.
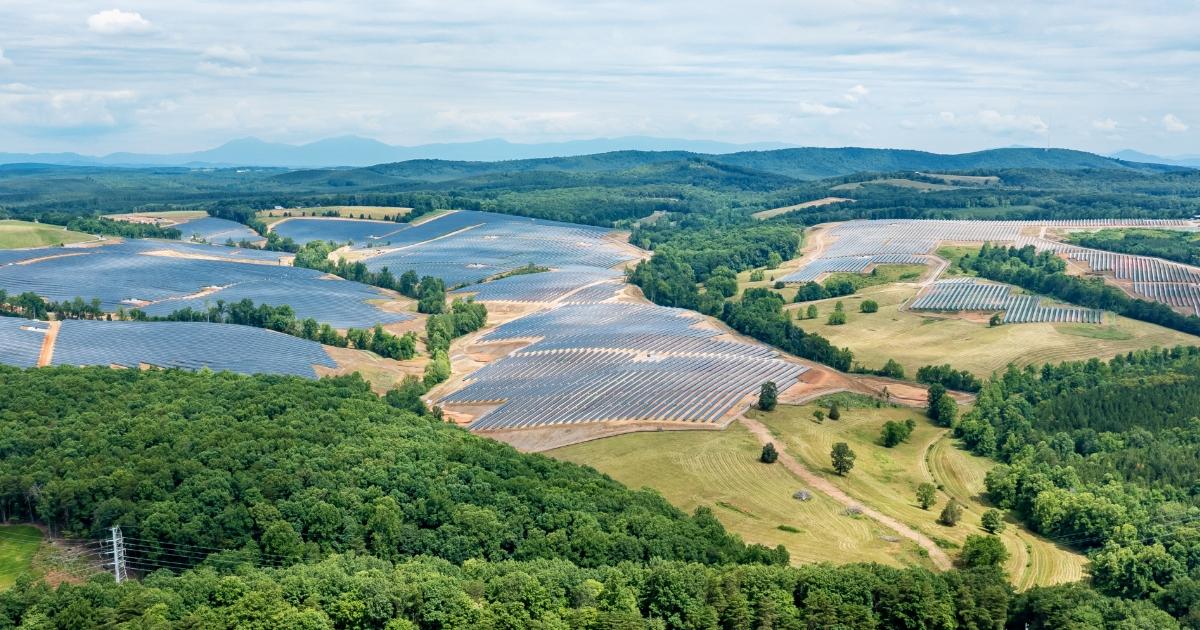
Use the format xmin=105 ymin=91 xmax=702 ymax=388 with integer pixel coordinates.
xmin=108 ymin=526 xmax=127 ymax=584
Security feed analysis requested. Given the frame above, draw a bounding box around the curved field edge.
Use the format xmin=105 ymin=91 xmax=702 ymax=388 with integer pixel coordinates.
xmin=751 ymin=398 xmax=1086 ymax=589
xmin=0 ymin=220 xmax=94 ymax=249
xmin=547 ymin=423 xmax=933 ymax=570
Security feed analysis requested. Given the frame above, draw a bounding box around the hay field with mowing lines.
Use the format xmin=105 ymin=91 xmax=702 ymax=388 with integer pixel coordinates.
xmin=791 ymin=283 xmax=1198 ymax=377
xmin=752 ymin=197 xmax=853 ymax=220
xmin=549 ymin=423 xmax=932 ymax=569
xmin=0 ymin=525 xmax=41 ymax=590
xmin=0 ymin=220 xmax=93 ymax=249
xmin=105 ymin=210 xmax=208 ymax=225
xmin=925 ymin=437 xmax=1087 ymax=589
xmin=754 ymin=398 xmax=1086 ymax=588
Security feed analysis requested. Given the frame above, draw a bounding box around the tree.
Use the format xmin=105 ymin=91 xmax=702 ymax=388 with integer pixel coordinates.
xmin=384 ymin=375 xmax=429 ymax=416
xmin=767 ymin=252 xmax=783 ymax=269
xmin=880 ymin=419 xmax=916 ymax=447
xmin=812 ymin=410 xmax=825 ymax=423
xmin=826 ymin=310 xmax=847 ymax=325
xmin=934 ymin=395 xmax=957 ymax=428
xmin=760 ymin=443 xmax=779 ymax=464
xmin=828 ymin=402 xmax=841 ymax=421
xmin=926 ymin=383 xmax=947 ymax=422
xmin=981 ymin=509 xmax=1005 ymax=534
xmin=806 ymin=304 xmax=818 ymax=320
xmin=988 ymin=313 xmax=1003 ymax=327
xmin=860 ymin=300 xmax=879 ymax=313
xmin=938 ymin=499 xmax=963 ymax=526
xmin=916 ymin=483 xmax=937 ymax=510
xmin=831 ymin=442 xmax=855 ymax=476
xmin=958 ymin=535 xmax=1008 ymax=568
xmin=758 ymin=381 xmax=778 ymax=411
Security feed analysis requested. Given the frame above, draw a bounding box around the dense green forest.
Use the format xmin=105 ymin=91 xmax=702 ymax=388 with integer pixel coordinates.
xmin=956 ymin=244 xmax=1200 ymax=335
xmin=1069 ymin=228 xmax=1200 ymax=267
xmin=0 ymin=367 xmax=1184 ymax=628
xmin=951 ymin=347 xmax=1200 ymax=620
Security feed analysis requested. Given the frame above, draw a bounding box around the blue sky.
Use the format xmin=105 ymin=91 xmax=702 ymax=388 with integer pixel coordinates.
xmin=0 ymin=1 xmax=1196 ymax=155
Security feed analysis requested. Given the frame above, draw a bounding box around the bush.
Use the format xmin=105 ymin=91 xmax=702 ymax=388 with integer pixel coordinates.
xmin=760 ymin=443 xmax=779 ymax=464
xmin=916 ymin=483 xmax=938 ymax=510
xmin=827 ymin=310 xmax=847 ymax=325
xmin=959 ymin=534 xmax=1009 ymax=568
xmin=881 ymin=418 xmax=917 ymax=447
xmin=860 ymin=299 xmax=879 ymax=313
xmin=938 ymin=499 xmax=963 ymax=526
xmin=981 ymin=509 xmax=1006 ymax=534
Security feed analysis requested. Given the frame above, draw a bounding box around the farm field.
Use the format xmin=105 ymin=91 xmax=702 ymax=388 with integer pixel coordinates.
xmin=831 ymin=178 xmax=959 ymax=192
xmin=791 ymin=283 xmax=1198 ymax=377
xmin=0 ymin=525 xmax=41 ymax=590
xmin=0 ymin=220 xmax=93 ymax=249
xmin=751 ymin=196 xmax=853 ymax=220
xmin=549 ymin=423 xmax=931 ymax=569
xmin=105 ymin=210 xmax=208 ymax=225
xmin=752 ymin=397 xmax=1087 ymax=587
xmin=259 ymin=206 xmax=414 ymax=221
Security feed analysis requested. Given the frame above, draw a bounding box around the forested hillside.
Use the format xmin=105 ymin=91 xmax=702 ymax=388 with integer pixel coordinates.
xmin=952 ymin=346 xmax=1200 ymax=618
xmin=0 ymin=366 xmax=1182 ymax=628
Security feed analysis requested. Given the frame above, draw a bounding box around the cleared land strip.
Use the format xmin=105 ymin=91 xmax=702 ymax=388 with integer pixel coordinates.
xmin=752 ymin=197 xmax=854 ymax=220
xmin=738 ymin=414 xmax=953 ymax=570
xmin=36 ymin=321 xmax=60 ymax=367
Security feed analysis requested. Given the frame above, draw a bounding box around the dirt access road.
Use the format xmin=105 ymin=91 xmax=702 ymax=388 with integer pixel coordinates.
xmin=739 ymin=414 xmax=953 ymax=570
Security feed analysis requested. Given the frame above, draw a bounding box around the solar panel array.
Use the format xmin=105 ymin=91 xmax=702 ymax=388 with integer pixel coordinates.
xmin=452 ymin=266 xmax=621 ymax=303
xmin=269 ymin=218 xmax=409 ymax=245
xmin=51 ymin=320 xmax=337 ymax=378
xmin=175 ymin=217 xmax=262 ymax=244
xmin=781 ymin=254 xmax=927 ymax=282
xmin=0 ymin=318 xmax=47 ymax=367
xmin=911 ymin=278 xmax=1103 ymax=324
xmin=442 ymin=302 xmax=806 ymax=429
xmin=0 ymin=242 xmax=409 ymax=328
xmin=329 ymin=210 xmax=638 ymax=286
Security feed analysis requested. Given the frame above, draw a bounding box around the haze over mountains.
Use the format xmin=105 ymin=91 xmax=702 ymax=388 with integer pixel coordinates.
xmin=0 ymin=135 xmax=1193 ymax=172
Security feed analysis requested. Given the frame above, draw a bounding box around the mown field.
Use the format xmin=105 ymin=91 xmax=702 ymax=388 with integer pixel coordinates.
xmin=0 ymin=220 xmax=94 ymax=249
xmin=790 ymin=283 xmax=1199 ymax=377
xmin=751 ymin=397 xmax=1087 ymax=588
xmin=258 ymin=206 xmax=413 ymax=222
xmin=549 ymin=424 xmax=932 ymax=569
xmin=0 ymin=525 xmax=41 ymax=590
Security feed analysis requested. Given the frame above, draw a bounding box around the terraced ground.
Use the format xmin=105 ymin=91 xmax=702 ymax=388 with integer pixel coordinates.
xmin=752 ymin=398 xmax=1087 ymax=588
xmin=549 ymin=424 xmax=932 ymax=569
xmin=0 ymin=220 xmax=93 ymax=249
xmin=0 ymin=525 xmax=41 ymax=590
xmin=793 ymin=283 xmax=1198 ymax=377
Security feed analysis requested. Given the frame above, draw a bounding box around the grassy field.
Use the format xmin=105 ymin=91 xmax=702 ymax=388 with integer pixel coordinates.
xmin=752 ymin=398 xmax=1087 ymax=587
xmin=550 ymin=424 xmax=932 ymax=569
xmin=751 ymin=197 xmax=853 ymax=220
xmin=0 ymin=525 xmax=41 ymax=590
xmin=789 ymin=283 xmax=1199 ymax=377
xmin=0 ymin=220 xmax=94 ymax=249
xmin=104 ymin=210 xmax=207 ymax=225
xmin=831 ymin=178 xmax=959 ymax=192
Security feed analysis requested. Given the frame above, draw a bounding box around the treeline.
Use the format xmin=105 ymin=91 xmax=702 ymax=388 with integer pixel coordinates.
xmin=721 ymin=289 xmax=855 ymax=371
xmin=917 ymin=364 xmax=984 ymax=393
xmin=950 ymin=347 xmax=1200 ymax=612
xmin=0 ymin=291 xmax=105 ymax=321
xmin=1070 ymin=227 xmax=1200 ymax=267
xmin=130 ymin=299 xmax=418 ymax=360
xmin=959 ymin=243 xmax=1200 ymax=336
xmin=64 ymin=216 xmax=180 ymax=240
xmin=6 ymin=552 xmax=1158 ymax=629
xmin=294 ymin=241 xmax=452 ymax=312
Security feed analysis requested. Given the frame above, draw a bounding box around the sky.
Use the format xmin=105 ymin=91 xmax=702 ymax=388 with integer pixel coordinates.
xmin=0 ymin=1 xmax=1196 ymax=156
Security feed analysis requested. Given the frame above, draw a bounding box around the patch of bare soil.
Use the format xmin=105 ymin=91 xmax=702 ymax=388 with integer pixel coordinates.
xmin=752 ymin=197 xmax=855 ymax=220
xmin=36 ymin=321 xmax=60 ymax=367
xmin=141 ymin=249 xmax=292 ymax=266
xmin=14 ymin=252 xmax=91 ymax=266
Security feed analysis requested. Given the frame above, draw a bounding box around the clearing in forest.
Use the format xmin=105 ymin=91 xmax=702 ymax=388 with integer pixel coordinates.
xmin=550 ymin=423 xmax=933 ymax=569
xmin=753 ymin=395 xmax=1087 ymax=588
xmin=0 ymin=525 xmax=41 ymax=590
xmin=752 ymin=197 xmax=854 ymax=220
xmin=0 ymin=220 xmax=94 ymax=249
xmin=792 ymin=283 xmax=1198 ymax=377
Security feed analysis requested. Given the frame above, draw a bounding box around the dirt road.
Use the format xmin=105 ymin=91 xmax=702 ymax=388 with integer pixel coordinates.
xmin=739 ymin=414 xmax=953 ymax=570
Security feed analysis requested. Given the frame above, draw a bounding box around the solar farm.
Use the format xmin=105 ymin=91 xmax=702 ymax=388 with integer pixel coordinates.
xmin=175 ymin=217 xmax=263 ymax=244
xmin=0 ymin=240 xmax=408 ymax=328
xmin=784 ymin=218 xmax=1200 ymax=317
xmin=910 ymin=278 xmax=1104 ymax=324
xmin=442 ymin=303 xmax=807 ymax=430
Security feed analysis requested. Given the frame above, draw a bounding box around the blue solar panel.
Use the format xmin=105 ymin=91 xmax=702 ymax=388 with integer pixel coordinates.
xmin=175 ymin=217 xmax=262 ymax=244
xmin=0 ymin=318 xmax=47 ymax=367
xmin=51 ymin=320 xmax=337 ymax=378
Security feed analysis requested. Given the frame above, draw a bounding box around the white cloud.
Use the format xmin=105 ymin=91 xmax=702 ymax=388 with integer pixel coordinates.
xmin=843 ymin=84 xmax=869 ymax=103
xmin=86 ymin=9 xmax=153 ymax=35
xmin=1162 ymin=113 xmax=1189 ymax=133
xmin=976 ymin=109 xmax=1049 ymax=135
xmin=197 ymin=44 xmax=258 ymax=77
xmin=1092 ymin=118 xmax=1118 ymax=131
xmin=797 ymin=101 xmax=842 ymax=116
xmin=0 ymin=84 xmax=138 ymax=129
xmin=0 ymin=49 xmax=11 ymax=68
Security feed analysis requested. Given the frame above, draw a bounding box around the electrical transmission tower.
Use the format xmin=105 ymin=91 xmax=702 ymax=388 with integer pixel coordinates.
xmin=107 ymin=526 xmax=127 ymax=583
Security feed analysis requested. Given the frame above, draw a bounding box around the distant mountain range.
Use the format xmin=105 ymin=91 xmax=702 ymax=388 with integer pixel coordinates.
xmin=1108 ymin=150 xmax=1200 ymax=168
xmin=0 ymin=136 xmax=794 ymax=169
